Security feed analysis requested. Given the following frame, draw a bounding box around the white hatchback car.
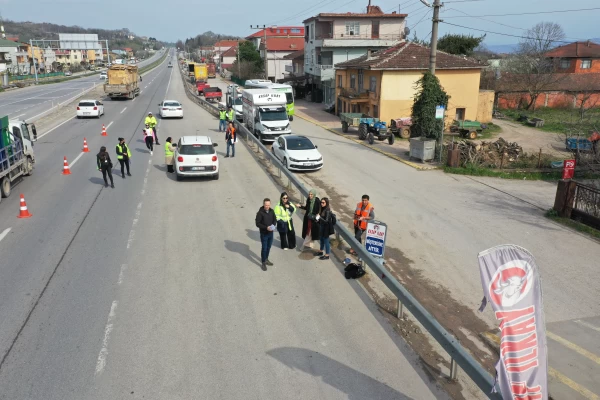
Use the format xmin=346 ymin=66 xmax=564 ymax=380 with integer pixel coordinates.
xmin=159 ymin=100 xmax=183 ymax=119
xmin=100 ymin=72 xmax=107 ymax=80
xmin=174 ymin=136 xmax=219 ymax=181
xmin=76 ymin=99 xmax=104 ymax=118
xmin=272 ymin=135 xmax=323 ymax=171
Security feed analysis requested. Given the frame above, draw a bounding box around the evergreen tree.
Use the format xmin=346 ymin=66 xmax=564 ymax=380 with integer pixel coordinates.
xmin=411 ymin=72 xmax=449 ymax=140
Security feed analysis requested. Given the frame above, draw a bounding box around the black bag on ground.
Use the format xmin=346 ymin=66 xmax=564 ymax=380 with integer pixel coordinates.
xmin=344 ymin=263 xmax=366 ymax=279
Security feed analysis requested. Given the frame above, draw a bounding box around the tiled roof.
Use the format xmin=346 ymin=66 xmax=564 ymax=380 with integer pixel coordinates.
xmin=303 ymin=11 xmax=406 ymax=23
xmin=221 ymin=47 xmax=237 ymax=57
xmin=260 ymin=38 xmax=304 ymax=52
xmin=335 ymin=41 xmax=483 ymax=70
xmin=247 ymin=26 xmax=304 ymax=39
xmin=0 ymin=38 xmax=19 ymax=48
xmin=545 ymin=41 xmax=600 ymax=59
xmin=283 ymin=50 xmax=304 ymax=60
xmin=214 ymin=40 xmax=241 ymax=48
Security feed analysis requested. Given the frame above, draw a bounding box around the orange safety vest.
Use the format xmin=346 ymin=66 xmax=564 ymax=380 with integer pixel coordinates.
xmin=353 ymin=202 xmax=373 ymax=230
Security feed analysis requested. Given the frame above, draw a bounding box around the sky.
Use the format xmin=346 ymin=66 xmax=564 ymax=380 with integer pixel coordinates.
xmin=0 ymin=0 xmax=598 ymax=46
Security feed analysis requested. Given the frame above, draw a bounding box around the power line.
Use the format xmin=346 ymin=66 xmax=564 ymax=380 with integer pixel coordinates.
xmin=441 ymin=21 xmax=573 ymax=43
xmin=443 ymin=7 xmax=600 ymax=18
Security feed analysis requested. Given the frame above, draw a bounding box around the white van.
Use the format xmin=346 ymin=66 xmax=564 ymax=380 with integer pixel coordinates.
xmin=242 ymin=89 xmax=291 ymax=142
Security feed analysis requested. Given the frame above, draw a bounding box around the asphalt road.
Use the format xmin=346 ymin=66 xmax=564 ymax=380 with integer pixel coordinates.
xmin=0 ymin=49 xmax=166 ymax=122
xmin=0 ymin=51 xmax=447 ymax=399
xmin=204 ymin=77 xmax=600 ymax=399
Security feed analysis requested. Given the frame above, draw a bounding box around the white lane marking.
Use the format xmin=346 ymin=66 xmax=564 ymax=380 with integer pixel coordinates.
xmin=126 ymin=230 xmax=135 ymax=249
xmin=144 ymin=86 xmax=147 ymax=89
xmin=106 ymin=121 xmax=114 ymax=130
xmin=140 ymin=90 xmax=143 ymax=95
xmin=164 ymin=66 xmax=173 ymax=96
xmin=69 ymin=151 xmax=85 ymax=168
xmin=120 ymin=107 xmax=127 ymax=114
xmin=118 ymin=264 xmax=127 ymax=285
xmin=37 ymin=116 xmax=76 ymax=139
xmin=132 ymin=98 xmax=136 ymax=102
xmin=575 ymin=320 xmax=600 ymax=333
xmin=12 ymin=113 xmax=26 ymax=119
xmin=95 ymin=300 xmax=118 ymax=375
xmin=0 ymin=227 xmax=11 ymax=243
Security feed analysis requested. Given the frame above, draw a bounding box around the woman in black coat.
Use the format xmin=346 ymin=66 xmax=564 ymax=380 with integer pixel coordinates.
xmin=296 ymin=189 xmax=320 ymax=248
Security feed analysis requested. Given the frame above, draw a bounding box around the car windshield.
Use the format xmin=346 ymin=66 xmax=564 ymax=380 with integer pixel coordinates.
xmin=179 ymin=144 xmax=215 ymax=155
xmin=79 ymin=102 xmax=95 ymax=107
xmin=260 ymin=109 xmax=288 ymax=121
xmin=286 ymin=137 xmax=315 ymax=150
xmin=233 ymin=98 xmax=242 ymax=106
xmin=164 ymin=102 xmax=180 ymax=107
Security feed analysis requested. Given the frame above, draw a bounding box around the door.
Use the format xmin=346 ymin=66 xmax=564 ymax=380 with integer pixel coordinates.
xmin=358 ymin=70 xmax=364 ymax=93
xmin=371 ymin=21 xmax=380 ymax=39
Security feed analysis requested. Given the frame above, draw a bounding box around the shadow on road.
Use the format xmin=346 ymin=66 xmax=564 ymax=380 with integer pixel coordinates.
xmin=224 ymin=240 xmax=262 ymax=267
xmin=267 ymin=347 xmax=416 ymax=400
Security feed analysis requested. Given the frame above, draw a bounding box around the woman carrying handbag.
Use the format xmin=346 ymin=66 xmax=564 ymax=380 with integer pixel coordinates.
xmin=316 ymin=197 xmax=334 ymax=260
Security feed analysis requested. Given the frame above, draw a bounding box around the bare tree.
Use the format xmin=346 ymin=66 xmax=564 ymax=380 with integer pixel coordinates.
xmin=504 ymin=22 xmax=567 ymax=111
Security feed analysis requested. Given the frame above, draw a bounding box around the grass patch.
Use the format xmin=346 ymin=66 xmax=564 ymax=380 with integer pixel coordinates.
xmin=478 ymin=122 xmax=502 ymax=139
xmin=444 ymin=165 xmax=600 ymax=181
xmin=545 ymin=209 xmax=600 ymax=241
xmin=139 ymin=51 xmax=168 ymax=75
xmin=501 ymin=108 xmax=600 ymax=135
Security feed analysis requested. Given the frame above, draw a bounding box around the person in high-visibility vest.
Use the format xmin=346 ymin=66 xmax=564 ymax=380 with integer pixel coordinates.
xmin=218 ymin=107 xmax=227 ymax=132
xmin=350 ymin=194 xmax=374 ymax=255
xmin=226 ymin=106 xmax=235 ymax=123
xmin=116 ymin=137 xmax=132 ymax=178
xmin=144 ymin=112 xmax=159 ymax=144
xmin=164 ymin=136 xmax=177 ymax=173
xmin=274 ymin=192 xmax=297 ymax=250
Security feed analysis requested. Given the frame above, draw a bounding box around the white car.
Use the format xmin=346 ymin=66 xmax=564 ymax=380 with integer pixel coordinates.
xmin=272 ymin=135 xmax=323 ymax=171
xmin=77 ymin=99 xmax=104 ymax=118
xmin=100 ymin=72 xmax=107 ymax=80
xmin=174 ymin=136 xmax=219 ymax=181
xmin=159 ymin=100 xmax=184 ymax=119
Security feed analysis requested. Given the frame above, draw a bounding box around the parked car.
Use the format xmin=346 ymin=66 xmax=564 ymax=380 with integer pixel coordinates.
xmin=64 ymin=71 xmax=72 ymax=76
xmin=271 ymin=135 xmax=323 ymax=171
xmin=158 ymin=100 xmax=183 ymax=119
xmin=76 ymin=99 xmax=104 ymax=118
xmin=174 ymin=136 xmax=219 ymax=181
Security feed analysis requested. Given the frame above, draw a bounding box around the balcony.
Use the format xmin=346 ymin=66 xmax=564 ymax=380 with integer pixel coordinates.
xmin=316 ymin=33 xmax=404 ymax=48
xmin=339 ymin=87 xmax=370 ymax=101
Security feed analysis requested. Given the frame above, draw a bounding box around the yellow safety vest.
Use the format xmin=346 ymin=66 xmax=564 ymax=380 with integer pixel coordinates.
xmin=219 ymin=110 xmax=227 ymax=120
xmin=116 ymin=144 xmax=131 ymax=160
xmin=275 ymin=203 xmax=296 ymax=230
xmin=165 ymin=142 xmax=174 ymax=157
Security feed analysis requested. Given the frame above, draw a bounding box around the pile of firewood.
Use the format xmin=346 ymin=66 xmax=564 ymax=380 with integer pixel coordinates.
xmin=453 ymin=138 xmax=524 ymax=168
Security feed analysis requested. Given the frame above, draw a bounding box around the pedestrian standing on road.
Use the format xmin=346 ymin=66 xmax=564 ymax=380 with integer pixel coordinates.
xmin=164 ymin=137 xmax=177 ymax=173
xmin=274 ymin=192 xmax=297 ymax=250
xmin=297 ymin=189 xmax=321 ymax=249
xmin=316 ymin=197 xmax=333 ymax=260
xmin=144 ymin=124 xmax=154 ymax=154
xmin=350 ymin=194 xmax=374 ymax=256
xmin=255 ymin=198 xmax=277 ymax=271
xmin=218 ymin=106 xmax=227 ymax=132
xmin=226 ymin=106 xmax=235 ymax=124
xmin=116 ymin=137 xmax=132 ymax=178
xmin=96 ymin=146 xmax=114 ymax=188
xmin=225 ymin=122 xmax=236 ymax=158
xmin=145 ymin=112 xmax=159 ymax=145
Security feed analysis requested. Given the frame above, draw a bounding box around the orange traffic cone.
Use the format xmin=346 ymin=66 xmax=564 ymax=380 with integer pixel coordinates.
xmin=62 ymin=156 xmax=71 ymax=175
xmin=82 ymin=138 xmax=89 ymax=153
xmin=101 ymin=124 xmax=107 ymax=136
xmin=17 ymin=194 xmax=32 ymax=218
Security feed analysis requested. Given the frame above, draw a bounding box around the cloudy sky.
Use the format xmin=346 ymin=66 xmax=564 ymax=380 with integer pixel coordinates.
xmin=1 ymin=0 xmax=598 ymax=46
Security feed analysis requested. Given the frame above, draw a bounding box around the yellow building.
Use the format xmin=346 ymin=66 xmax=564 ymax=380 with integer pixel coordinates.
xmin=334 ymin=42 xmax=486 ymax=126
xmin=25 ymin=44 xmax=43 ymax=62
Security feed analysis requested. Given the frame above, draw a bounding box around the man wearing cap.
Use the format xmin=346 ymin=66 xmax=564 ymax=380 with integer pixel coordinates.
xmin=116 ymin=137 xmax=132 ymax=178
xmin=144 ymin=112 xmax=159 ymax=145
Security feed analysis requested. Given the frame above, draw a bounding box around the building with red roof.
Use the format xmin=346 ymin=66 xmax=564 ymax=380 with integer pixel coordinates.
xmin=546 ymin=41 xmax=600 ymax=74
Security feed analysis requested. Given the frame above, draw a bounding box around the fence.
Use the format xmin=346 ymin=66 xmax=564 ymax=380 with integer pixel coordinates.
xmin=572 ymin=182 xmax=600 ymax=229
xmin=9 ymin=72 xmax=65 ymax=81
xmin=179 ymin=69 xmax=501 ymax=399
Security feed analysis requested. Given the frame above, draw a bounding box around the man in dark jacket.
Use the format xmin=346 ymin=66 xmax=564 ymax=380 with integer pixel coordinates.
xmin=255 ymin=198 xmax=277 ymax=271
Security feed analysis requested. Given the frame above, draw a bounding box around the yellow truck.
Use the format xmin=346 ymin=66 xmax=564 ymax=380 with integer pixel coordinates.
xmin=104 ymin=65 xmax=140 ymax=99
xmin=194 ymin=63 xmax=208 ymax=83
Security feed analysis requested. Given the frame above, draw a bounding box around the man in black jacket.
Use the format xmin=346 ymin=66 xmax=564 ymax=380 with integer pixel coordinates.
xmin=255 ymin=198 xmax=277 ymax=271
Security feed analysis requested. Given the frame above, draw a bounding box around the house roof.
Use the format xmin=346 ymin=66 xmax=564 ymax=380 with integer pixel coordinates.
xmin=221 ymin=63 xmax=233 ymax=70
xmin=260 ymin=37 xmax=304 ymax=52
xmin=545 ymin=41 xmax=600 ymax=59
xmin=247 ymin=26 xmax=304 ymax=39
xmin=221 ymin=47 xmax=237 ymax=57
xmin=283 ymin=50 xmax=304 ymax=60
xmin=214 ymin=40 xmax=241 ymax=48
xmin=303 ymin=8 xmax=407 ymax=23
xmin=335 ymin=41 xmax=483 ymax=70
xmin=0 ymin=38 xmax=19 ymax=48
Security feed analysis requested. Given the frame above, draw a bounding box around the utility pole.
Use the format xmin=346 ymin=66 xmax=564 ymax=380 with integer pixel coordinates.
xmin=250 ymin=25 xmax=269 ymax=80
xmin=422 ymin=0 xmax=443 ymax=74
xmin=237 ymin=41 xmax=241 ymax=78
xmin=106 ymin=40 xmax=111 ymax=65
xmin=30 ymin=39 xmax=39 ymax=84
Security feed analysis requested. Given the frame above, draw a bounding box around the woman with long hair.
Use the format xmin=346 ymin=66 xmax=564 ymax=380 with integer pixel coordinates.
xmin=274 ymin=191 xmax=297 ymax=250
xmin=316 ymin=197 xmax=334 ymax=260
xmin=296 ymin=189 xmax=320 ymax=249
xmin=96 ymin=146 xmax=114 ymax=188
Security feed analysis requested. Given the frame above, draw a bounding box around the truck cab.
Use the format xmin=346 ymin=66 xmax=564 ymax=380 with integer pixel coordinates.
xmin=0 ymin=118 xmax=37 ymax=200
xmin=8 ymin=119 xmax=37 ymax=161
xmin=242 ymin=89 xmax=291 ymax=142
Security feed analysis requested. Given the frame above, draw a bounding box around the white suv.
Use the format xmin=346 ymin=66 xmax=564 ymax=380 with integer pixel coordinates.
xmin=174 ymin=136 xmax=219 ymax=181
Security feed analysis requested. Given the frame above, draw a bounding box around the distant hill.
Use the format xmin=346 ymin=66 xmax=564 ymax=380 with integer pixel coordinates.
xmin=3 ymin=19 xmax=164 ymax=52
xmin=486 ymin=38 xmax=600 ymax=55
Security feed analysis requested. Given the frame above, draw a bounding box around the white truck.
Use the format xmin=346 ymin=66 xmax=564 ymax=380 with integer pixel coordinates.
xmin=0 ymin=117 xmax=37 ymax=203
xmin=226 ymin=84 xmax=243 ymax=122
xmin=242 ymin=89 xmax=291 ymax=142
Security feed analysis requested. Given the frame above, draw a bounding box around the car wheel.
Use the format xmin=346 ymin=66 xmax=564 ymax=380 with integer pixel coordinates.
xmin=176 ymin=173 xmax=183 ymax=181
xmin=388 ymin=133 xmax=395 ymax=145
xmin=25 ymin=156 xmax=34 ymax=176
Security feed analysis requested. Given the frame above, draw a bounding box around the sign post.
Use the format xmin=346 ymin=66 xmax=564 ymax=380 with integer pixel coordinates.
xmin=436 ymin=105 xmax=445 ymax=163
xmin=365 ymin=220 xmax=388 ymax=265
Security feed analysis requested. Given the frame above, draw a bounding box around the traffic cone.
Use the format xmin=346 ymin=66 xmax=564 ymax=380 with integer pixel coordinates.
xmin=82 ymin=138 xmax=89 ymax=153
xmin=17 ymin=194 xmax=32 ymax=218
xmin=101 ymin=124 xmax=107 ymax=136
xmin=62 ymin=156 xmax=71 ymax=175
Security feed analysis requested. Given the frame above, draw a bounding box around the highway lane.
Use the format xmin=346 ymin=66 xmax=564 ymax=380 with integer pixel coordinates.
xmin=0 ymin=55 xmax=448 ymax=399
xmin=0 ymin=49 xmax=173 ymax=373
xmin=0 ymin=49 xmax=167 ymax=122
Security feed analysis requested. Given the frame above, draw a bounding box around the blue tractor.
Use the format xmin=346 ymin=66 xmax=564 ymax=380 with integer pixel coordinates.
xmin=339 ymin=113 xmax=394 ymax=145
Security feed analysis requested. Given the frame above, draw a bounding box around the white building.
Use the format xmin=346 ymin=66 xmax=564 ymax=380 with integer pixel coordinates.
xmin=259 ymin=37 xmax=304 ymax=82
xmin=303 ymin=4 xmax=407 ymax=104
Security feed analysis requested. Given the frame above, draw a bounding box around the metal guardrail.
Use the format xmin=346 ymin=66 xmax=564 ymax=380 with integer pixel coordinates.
xmin=179 ymin=71 xmax=501 ymax=399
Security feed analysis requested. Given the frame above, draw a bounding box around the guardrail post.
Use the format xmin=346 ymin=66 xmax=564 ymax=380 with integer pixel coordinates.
xmin=450 ymin=358 xmax=459 ymax=381
xmin=397 ymin=299 xmax=404 ymax=319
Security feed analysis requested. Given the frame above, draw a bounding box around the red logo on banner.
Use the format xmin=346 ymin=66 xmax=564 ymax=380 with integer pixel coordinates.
xmin=562 ymin=159 xmax=576 ymax=179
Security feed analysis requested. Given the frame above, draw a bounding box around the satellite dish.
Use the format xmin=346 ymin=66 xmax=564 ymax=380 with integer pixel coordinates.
xmin=404 ymin=27 xmax=411 ymax=36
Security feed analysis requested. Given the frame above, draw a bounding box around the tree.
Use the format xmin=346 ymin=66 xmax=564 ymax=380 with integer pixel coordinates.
xmin=437 ymin=34 xmax=485 ymax=56
xmin=230 ymin=60 xmax=263 ymax=80
xmin=504 ymin=22 xmax=566 ymax=111
xmin=238 ymin=41 xmax=263 ymax=70
xmin=411 ymin=71 xmax=450 ymax=140
xmin=410 ymin=31 xmax=429 ymax=47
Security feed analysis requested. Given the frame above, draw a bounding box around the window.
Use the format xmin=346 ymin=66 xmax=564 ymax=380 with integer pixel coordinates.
xmin=371 ymin=21 xmax=380 ymax=39
xmin=350 ymin=74 xmax=356 ymax=88
xmin=277 ymin=29 xmax=281 ymax=34
xmin=291 ymin=28 xmax=301 ymax=34
xmin=455 ymin=108 xmax=466 ymax=121
xmin=581 ymin=59 xmax=592 ymax=69
xmin=338 ymin=75 xmax=343 ymax=88
xmin=369 ymin=76 xmax=377 ymax=93
xmin=305 ymin=26 xmax=309 ymax=43
xmin=345 ymin=22 xmax=360 ymax=36
xmin=358 ymin=70 xmax=364 ymax=90
xmin=74 ymin=55 xmax=78 ymax=59
xmin=311 ymin=24 xmax=314 ymax=39
xmin=179 ymin=144 xmax=215 ymax=155
xmin=373 ymin=105 xmax=379 ymax=118
xmin=12 ymin=126 xmax=21 ymax=139
xmin=560 ymin=59 xmax=570 ymax=69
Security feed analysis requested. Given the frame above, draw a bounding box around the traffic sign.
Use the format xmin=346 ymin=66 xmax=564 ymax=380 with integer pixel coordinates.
xmin=365 ymin=221 xmax=387 ymax=258
xmin=435 ymin=105 xmax=445 ymax=119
